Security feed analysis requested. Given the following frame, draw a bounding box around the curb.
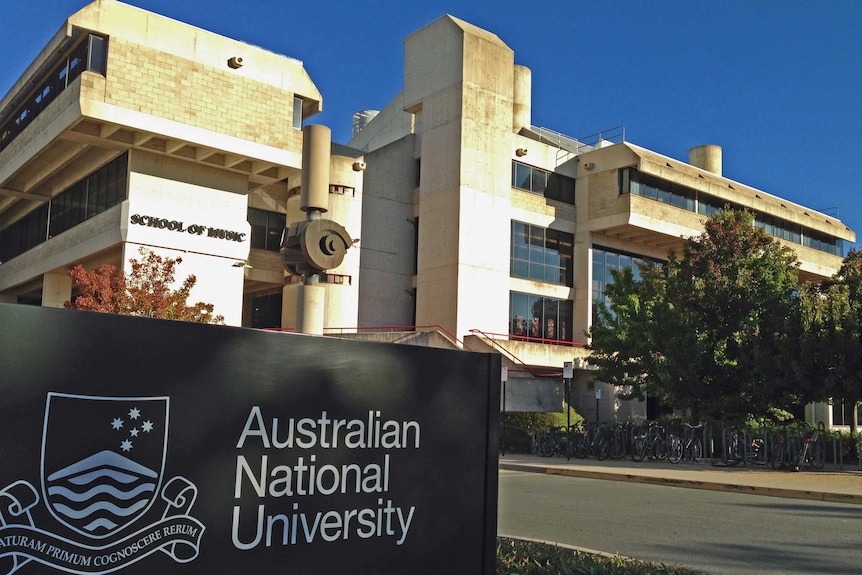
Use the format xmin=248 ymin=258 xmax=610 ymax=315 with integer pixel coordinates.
xmin=499 ymin=462 xmax=862 ymax=506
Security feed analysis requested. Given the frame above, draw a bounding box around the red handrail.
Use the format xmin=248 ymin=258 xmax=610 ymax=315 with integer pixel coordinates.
xmin=324 ymin=325 xmax=473 ymax=351
xmin=470 ymin=329 xmax=587 ymax=348
xmin=468 ymin=329 xmax=562 ymax=378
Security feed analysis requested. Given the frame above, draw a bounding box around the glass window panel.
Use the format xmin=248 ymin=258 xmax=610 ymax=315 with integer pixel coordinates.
xmin=671 ymin=192 xmax=684 ymax=208
xmin=559 ymin=301 xmax=572 ymax=342
xmin=513 ymin=162 xmax=531 ymax=190
xmin=293 ymin=96 xmax=303 ymax=129
xmin=248 ymin=209 xmax=267 ymax=250
xmin=511 ymin=221 xmax=529 ymax=260
xmin=543 ymin=298 xmax=559 ymax=339
xmin=528 ymin=225 xmax=544 ymax=248
xmin=544 ymin=230 xmax=559 ymax=261
xmin=658 ymin=188 xmax=671 ymax=204
xmin=88 ymin=35 xmax=107 ymax=75
xmin=530 ymin=168 xmax=548 ymax=195
xmin=619 ymin=255 xmax=632 ymax=270
xmin=510 ymin=292 xmax=528 ymax=337
xmin=684 ymin=196 xmax=696 ymax=211
xmin=547 ymin=173 xmax=575 ymax=204
xmin=528 ymin=261 xmax=544 ymax=282
xmin=266 ymin=213 xmax=284 ymax=250
xmin=528 ymin=295 xmax=542 ymax=339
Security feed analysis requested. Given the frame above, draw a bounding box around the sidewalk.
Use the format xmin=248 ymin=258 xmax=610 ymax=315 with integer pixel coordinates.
xmin=498 ymin=453 xmax=862 ymax=505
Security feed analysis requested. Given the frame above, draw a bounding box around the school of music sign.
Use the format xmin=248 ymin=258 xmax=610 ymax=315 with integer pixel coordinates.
xmin=0 ymin=304 xmax=500 ymax=575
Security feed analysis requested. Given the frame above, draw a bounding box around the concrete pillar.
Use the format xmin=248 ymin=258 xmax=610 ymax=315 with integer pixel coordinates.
xmin=296 ymin=282 xmax=325 ymax=335
xmin=301 ymin=125 xmax=331 ymax=213
xmin=513 ymin=65 xmax=532 ymax=133
xmin=42 ymin=272 xmax=72 ymax=308
xmin=688 ymin=144 xmax=722 ymax=176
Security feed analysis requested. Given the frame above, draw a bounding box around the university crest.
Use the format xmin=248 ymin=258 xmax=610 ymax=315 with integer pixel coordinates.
xmin=0 ymin=393 xmax=204 ymax=574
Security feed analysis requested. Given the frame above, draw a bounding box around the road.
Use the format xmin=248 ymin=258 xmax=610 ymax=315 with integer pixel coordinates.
xmin=498 ymin=469 xmax=862 ymax=575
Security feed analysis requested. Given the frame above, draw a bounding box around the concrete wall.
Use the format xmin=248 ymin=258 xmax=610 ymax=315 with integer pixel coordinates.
xmin=123 ymin=151 xmax=250 ymax=325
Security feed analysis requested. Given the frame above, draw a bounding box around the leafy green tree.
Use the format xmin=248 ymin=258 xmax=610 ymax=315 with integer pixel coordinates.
xmin=589 ymin=209 xmax=799 ymax=421
xmin=65 ymin=247 xmax=224 ymax=324
xmin=796 ymin=249 xmax=862 ymax=433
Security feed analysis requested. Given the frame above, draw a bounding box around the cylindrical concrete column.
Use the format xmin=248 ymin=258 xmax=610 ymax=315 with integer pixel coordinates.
xmin=296 ymin=282 xmax=325 ymax=335
xmin=42 ymin=271 xmax=72 ymax=308
xmin=688 ymin=144 xmax=722 ymax=176
xmin=301 ymin=124 xmax=331 ymax=213
xmin=513 ymin=65 xmax=532 ymax=133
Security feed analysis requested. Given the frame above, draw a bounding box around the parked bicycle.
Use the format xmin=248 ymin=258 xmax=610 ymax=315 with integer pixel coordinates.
xmin=631 ymin=421 xmax=668 ymax=461
xmin=668 ymin=423 xmax=704 ymax=464
xmin=795 ymin=421 xmax=826 ymax=471
xmin=536 ymin=424 xmax=577 ymax=457
xmin=771 ymin=421 xmax=825 ymax=471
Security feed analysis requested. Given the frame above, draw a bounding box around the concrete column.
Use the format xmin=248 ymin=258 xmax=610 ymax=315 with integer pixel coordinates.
xmin=688 ymin=144 xmax=722 ymax=176
xmin=301 ymin=125 xmax=331 ymax=213
xmin=42 ymin=272 xmax=72 ymax=308
xmin=296 ymin=282 xmax=325 ymax=335
xmin=513 ymin=65 xmax=532 ymax=133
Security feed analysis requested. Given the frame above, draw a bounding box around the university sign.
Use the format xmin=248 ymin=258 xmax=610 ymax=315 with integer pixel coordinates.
xmin=0 ymin=304 xmax=499 ymax=575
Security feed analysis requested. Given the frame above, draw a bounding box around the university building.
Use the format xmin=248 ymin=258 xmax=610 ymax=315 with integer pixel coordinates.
xmin=0 ymin=2 xmax=854 ymax=424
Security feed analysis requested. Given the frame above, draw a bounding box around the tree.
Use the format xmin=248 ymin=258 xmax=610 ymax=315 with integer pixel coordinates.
xmin=65 ymin=247 xmax=224 ymax=324
xmin=589 ymin=209 xmax=800 ymax=421
xmin=796 ymin=249 xmax=862 ymax=433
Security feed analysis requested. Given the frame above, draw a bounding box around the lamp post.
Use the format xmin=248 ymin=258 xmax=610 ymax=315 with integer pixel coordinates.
xmin=501 ymin=366 xmax=508 ymax=456
xmin=563 ymin=361 xmax=573 ymax=460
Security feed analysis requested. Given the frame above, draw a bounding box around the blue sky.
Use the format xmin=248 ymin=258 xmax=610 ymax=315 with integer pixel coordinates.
xmin=3 ymin=0 xmax=861 ymax=250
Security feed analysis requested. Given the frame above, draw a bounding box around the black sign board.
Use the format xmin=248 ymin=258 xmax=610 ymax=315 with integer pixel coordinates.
xmin=0 ymin=304 xmax=499 ymax=574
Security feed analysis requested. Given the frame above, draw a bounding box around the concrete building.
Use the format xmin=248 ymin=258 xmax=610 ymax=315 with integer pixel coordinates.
xmin=0 ymin=0 xmax=323 ymax=326
xmin=341 ymin=15 xmax=855 ymax=422
xmin=0 ymin=5 xmax=855 ymax=424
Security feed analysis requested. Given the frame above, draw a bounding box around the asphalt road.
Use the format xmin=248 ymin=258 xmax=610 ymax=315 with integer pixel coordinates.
xmin=498 ymin=469 xmax=862 ymax=575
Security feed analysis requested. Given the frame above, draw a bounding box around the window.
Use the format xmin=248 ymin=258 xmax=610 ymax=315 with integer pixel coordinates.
xmin=292 ymin=96 xmax=303 ymax=129
xmin=250 ymin=292 xmax=283 ymax=329
xmin=512 ymin=161 xmax=575 ymax=204
xmin=248 ymin=208 xmax=285 ymax=251
xmin=622 ymin=167 xmax=844 ymax=256
xmin=511 ymin=221 xmax=573 ymax=286
xmin=0 ymin=34 xmax=108 ymax=153
xmin=0 ymin=153 xmax=127 ymax=263
xmin=509 ymin=291 xmax=573 ymax=343
xmin=592 ymin=246 xmax=660 ymax=323
xmin=832 ymin=399 xmax=859 ymax=428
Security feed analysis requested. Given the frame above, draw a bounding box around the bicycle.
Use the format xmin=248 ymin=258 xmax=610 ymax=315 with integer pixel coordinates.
xmin=716 ymin=425 xmax=745 ymax=467
xmin=794 ymin=421 xmax=826 ymax=471
xmin=574 ymin=422 xmax=615 ymax=460
xmin=537 ymin=425 xmax=573 ymax=457
xmin=668 ymin=423 xmax=704 ymax=464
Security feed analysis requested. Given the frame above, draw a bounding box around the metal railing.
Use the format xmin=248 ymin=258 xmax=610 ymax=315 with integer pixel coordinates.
xmin=468 ymin=329 xmax=571 ymax=378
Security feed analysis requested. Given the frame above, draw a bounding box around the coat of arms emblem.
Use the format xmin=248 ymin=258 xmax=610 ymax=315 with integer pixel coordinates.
xmin=41 ymin=393 xmax=168 ymax=539
xmin=0 ymin=393 xmax=203 ymax=574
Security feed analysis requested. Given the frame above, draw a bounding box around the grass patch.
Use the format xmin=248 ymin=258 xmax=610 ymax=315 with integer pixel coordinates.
xmin=497 ymin=537 xmax=701 ymax=574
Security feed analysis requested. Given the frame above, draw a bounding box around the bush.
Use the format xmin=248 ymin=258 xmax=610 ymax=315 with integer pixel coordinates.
xmin=496 ymin=537 xmax=700 ymax=574
xmin=501 ymin=409 xmax=584 ymax=454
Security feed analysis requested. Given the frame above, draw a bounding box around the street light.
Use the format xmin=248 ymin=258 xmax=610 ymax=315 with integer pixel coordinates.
xmin=501 ymin=366 xmax=508 ymax=456
xmin=563 ymin=361 xmax=573 ymax=460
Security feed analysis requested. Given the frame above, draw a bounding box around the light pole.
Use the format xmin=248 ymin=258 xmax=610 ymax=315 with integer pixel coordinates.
xmin=501 ymin=366 xmax=508 ymax=456
xmin=563 ymin=361 xmax=573 ymax=460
